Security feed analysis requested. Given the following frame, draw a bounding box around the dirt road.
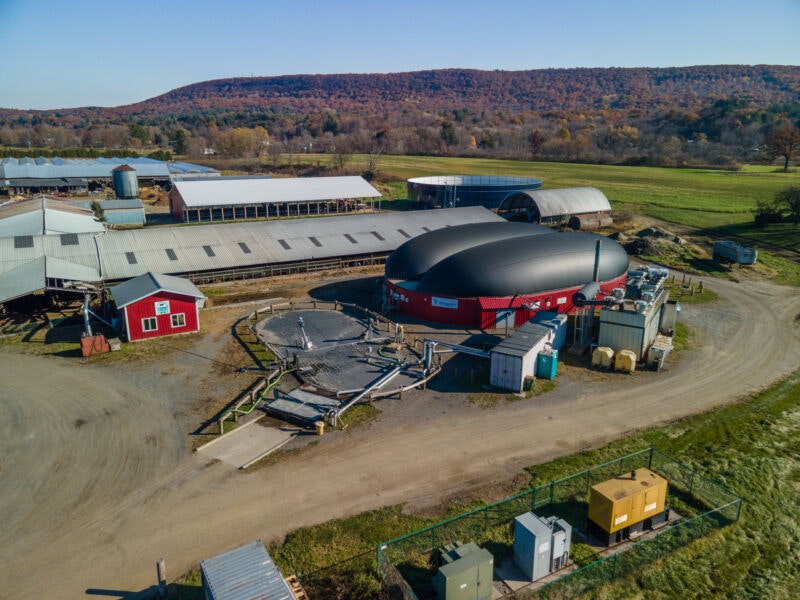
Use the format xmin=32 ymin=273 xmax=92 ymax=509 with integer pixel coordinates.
xmin=1 ymin=274 xmax=799 ymax=599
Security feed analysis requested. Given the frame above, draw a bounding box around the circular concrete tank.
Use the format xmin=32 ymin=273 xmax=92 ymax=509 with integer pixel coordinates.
xmin=407 ymin=175 xmax=542 ymax=210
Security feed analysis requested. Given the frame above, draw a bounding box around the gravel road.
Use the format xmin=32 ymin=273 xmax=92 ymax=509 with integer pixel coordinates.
xmin=0 ymin=274 xmax=798 ymax=599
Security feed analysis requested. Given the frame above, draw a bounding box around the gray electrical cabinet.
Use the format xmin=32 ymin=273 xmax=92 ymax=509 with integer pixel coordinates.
xmin=513 ymin=512 xmax=572 ymax=582
xmin=548 ymin=517 xmax=572 ymax=571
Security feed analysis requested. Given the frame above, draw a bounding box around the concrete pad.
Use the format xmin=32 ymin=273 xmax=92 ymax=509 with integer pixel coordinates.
xmin=198 ymin=421 xmax=296 ymax=468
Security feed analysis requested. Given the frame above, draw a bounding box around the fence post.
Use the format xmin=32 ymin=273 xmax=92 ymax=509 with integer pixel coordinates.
xmin=531 ymin=487 xmax=537 ymax=511
xmin=648 ymin=446 xmax=654 ymax=469
xmin=689 ymin=471 xmax=695 ymax=496
xmin=484 ymin=507 xmax=489 ymax=533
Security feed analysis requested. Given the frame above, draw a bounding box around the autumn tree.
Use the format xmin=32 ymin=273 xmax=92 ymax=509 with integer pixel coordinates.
xmin=764 ymin=120 xmax=800 ymax=172
xmin=170 ymin=128 xmax=190 ymax=155
xmin=215 ymin=127 xmax=269 ymax=157
xmin=440 ymin=121 xmax=458 ymax=147
xmin=775 ymin=186 xmax=800 ymax=225
xmin=332 ymin=140 xmax=352 ymax=172
xmin=128 ymin=122 xmax=150 ymax=146
xmin=528 ymin=129 xmax=544 ymax=156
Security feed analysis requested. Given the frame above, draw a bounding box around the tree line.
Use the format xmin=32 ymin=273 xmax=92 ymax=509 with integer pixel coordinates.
xmin=0 ymin=67 xmax=798 ymax=170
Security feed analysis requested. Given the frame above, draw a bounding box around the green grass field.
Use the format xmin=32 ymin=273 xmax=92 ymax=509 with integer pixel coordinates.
xmin=271 ymin=154 xmax=800 ymax=250
xmin=249 ymin=371 xmax=800 ymax=599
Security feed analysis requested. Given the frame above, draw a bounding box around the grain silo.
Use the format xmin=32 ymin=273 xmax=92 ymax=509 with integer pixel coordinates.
xmin=112 ymin=164 xmax=139 ymax=199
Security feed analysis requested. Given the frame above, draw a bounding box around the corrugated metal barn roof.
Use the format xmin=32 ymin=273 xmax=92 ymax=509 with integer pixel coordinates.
xmin=0 ymin=207 xmax=501 ymax=302
xmin=200 ymin=539 xmax=293 ymax=600
xmin=70 ymin=199 xmax=144 ymax=211
xmin=173 ymin=175 xmax=381 ymax=208
xmin=0 ymin=258 xmax=49 ymax=302
xmin=0 ymin=196 xmax=105 ymax=237
xmin=523 ymin=186 xmax=611 ymax=218
xmin=0 ymin=156 xmax=218 ymax=179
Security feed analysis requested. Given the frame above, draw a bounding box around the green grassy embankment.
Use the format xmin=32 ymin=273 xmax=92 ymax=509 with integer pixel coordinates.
xmin=224 ymin=370 xmax=800 ymax=599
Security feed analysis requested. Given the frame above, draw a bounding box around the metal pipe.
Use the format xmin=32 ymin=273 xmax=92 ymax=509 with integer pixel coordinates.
xmin=593 ymin=238 xmax=602 ymax=282
xmin=424 ymin=339 xmax=490 ymax=359
xmin=335 ymin=366 xmax=402 ymax=419
xmin=82 ymin=293 xmax=93 ymax=337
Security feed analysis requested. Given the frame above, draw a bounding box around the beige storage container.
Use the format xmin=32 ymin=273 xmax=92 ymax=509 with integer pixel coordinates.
xmin=614 ymin=349 xmax=637 ymax=373
xmin=592 ymin=346 xmax=615 ymax=368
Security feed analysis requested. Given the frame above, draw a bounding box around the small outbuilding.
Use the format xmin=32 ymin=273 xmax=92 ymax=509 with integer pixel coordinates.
xmin=489 ymin=322 xmax=554 ymax=393
xmin=200 ymin=539 xmax=295 ymax=600
xmin=110 ymin=272 xmax=205 ymax=341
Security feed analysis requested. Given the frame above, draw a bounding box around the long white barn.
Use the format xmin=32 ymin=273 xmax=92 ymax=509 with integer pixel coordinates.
xmin=0 ymin=207 xmax=503 ymax=304
xmin=169 ymin=176 xmax=383 ymax=223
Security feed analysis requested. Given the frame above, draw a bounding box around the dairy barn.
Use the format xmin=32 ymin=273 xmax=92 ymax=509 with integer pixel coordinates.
xmin=383 ymin=222 xmax=629 ymax=329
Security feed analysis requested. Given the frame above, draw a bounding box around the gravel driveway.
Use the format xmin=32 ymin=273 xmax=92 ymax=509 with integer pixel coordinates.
xmin=0 ymin=274 xmax=798 ymax=599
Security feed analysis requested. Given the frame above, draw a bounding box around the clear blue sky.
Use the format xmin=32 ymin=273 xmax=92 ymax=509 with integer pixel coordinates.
xmin=2 ymin=0 xmax=799 ymax=110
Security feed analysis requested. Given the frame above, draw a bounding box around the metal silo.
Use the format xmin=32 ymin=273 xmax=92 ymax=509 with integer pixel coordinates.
xmin=112 ymin=164 xmax=139 ymax=199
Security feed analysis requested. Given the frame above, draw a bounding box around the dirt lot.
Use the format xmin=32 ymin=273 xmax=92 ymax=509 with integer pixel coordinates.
xmin=1 ymin=260 xmax=799 ymax=598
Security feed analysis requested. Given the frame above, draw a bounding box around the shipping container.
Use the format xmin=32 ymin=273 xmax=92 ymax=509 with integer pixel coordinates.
xmin=713 ymin=240 xmax=757 ymax=265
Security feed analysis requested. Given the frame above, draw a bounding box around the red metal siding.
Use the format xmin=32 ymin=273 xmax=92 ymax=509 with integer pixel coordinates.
xmin=124 ymin=290 xmax=199 ymax=341
xmin=386 ymin=273 xmax=628 ymax=329
xmin=169 ymin=188 xmax=186 ymax=222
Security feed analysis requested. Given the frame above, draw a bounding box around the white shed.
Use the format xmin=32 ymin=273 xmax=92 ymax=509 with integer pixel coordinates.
xmin=490 ymin=322 xmax=553 ymax=393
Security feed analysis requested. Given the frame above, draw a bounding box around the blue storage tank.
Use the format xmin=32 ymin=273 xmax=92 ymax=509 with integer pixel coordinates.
xmin=536 ymin=348 xmax=558 ymax=379
xmin=531 ymin=311 xmax=568 ymax=350
xmin=112 ymin=164 xmax=139 ymax=199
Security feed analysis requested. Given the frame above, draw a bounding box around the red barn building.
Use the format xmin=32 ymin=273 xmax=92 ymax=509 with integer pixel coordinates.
xmin=110 ymin=272 xmax=205 ymax=342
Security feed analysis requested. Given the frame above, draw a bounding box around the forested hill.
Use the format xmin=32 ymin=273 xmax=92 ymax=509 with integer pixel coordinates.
xmin=132 ymin=65 xmax=800 ymax=115
xmin=2 ymin=65 xmax=799 ymax=169
xmin=4 ymin=65 xmax=800 ymax=119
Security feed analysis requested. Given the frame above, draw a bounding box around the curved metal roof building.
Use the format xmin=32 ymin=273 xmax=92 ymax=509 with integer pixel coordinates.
xmin=497 ymin=186 xmax=612 ymax=224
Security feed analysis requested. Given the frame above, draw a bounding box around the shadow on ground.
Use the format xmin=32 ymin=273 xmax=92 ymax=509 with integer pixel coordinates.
xmin=85 ymin=582 xmax=200 ymax=599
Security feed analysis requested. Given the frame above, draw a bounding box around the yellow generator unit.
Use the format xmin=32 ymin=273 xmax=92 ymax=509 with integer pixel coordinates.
xmin=588 ymin=468 xmax=668 ymax=545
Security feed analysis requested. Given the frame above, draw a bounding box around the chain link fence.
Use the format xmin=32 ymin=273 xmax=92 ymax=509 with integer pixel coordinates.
xmin=375 ymin=448 xmax=741 ymax=599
